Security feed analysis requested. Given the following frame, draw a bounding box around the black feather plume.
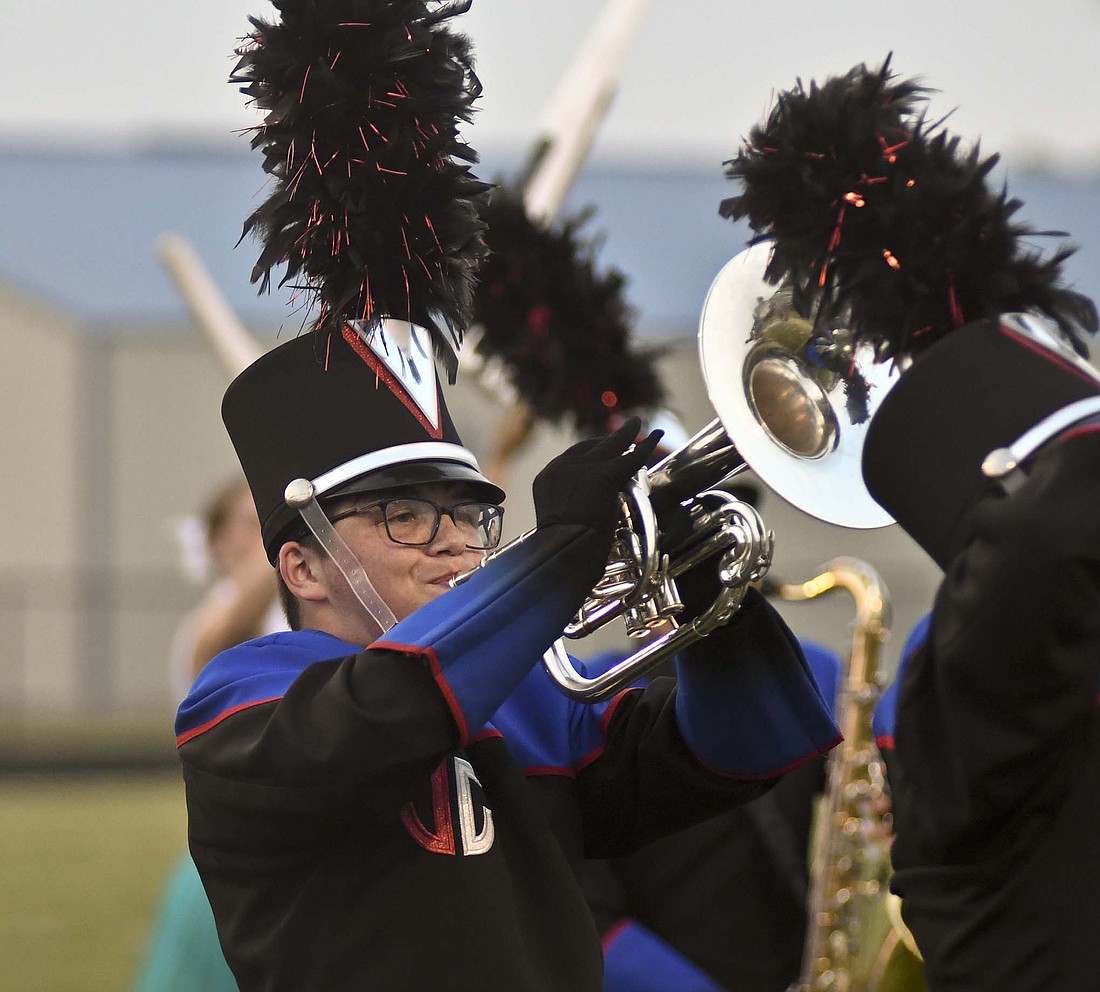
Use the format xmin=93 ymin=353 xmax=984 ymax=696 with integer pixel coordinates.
xmin=720 ymin=56 xmax=1098 ymax=363
xmin=472 ymin=185 xmax=664 ymax=433
xmin=231 ymin=0 xmax=491 ymax=381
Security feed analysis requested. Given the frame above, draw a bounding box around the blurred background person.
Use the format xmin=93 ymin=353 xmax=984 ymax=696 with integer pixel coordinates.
xmin=132 ymin=477 xmax=283 ymax=992
xmin=167 ymin=478 xmax=284 ymax=700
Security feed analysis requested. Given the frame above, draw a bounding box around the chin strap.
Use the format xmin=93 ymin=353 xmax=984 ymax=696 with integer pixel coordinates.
xmin=982 ymin=396 xmax=1100 ymax=491
xmin=284 ymin=479 xmax=398 ymax=637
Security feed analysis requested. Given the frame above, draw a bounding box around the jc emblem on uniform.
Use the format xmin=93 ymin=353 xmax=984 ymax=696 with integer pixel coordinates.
xmin=400 ymin=756 xmax=495 ymax=856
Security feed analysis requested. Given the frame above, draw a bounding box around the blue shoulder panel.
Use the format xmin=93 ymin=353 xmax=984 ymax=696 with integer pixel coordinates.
xmin=872 ymin=612 xmax=931 ymax=745
xmin=800 ymin=639 xmax=842 ymax=714
xmin=486 ymin=656 xmax=624 ymax=775
xmin=175 ymin=629 xmax=360 ymax=744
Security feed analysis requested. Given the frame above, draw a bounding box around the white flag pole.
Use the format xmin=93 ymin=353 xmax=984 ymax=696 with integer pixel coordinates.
xmin=157 ymin=232 xmax=266 ymax=378
xmin=520 ymin=0 xmax=653 ymax=225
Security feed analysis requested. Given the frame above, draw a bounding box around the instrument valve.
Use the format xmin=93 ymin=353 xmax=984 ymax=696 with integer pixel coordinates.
xmin=624 ymin=558 xmax=683 ymax=637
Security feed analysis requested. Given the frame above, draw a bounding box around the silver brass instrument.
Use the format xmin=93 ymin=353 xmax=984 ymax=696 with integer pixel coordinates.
xmin=467 ymin=243 xmax=900 ymax=702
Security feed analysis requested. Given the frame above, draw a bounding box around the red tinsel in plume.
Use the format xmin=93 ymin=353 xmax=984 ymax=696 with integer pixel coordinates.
xmin=720 ymin=55 xmax=1097 ymax=364
xmin=231 ymin=0 xmax=492 ymax=382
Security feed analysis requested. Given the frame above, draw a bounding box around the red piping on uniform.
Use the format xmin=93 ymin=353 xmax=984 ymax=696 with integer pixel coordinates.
xmin=522 ymin=764 xmax=576 ymax=779
xmin=1059 ymin=424 xmax=1100 ymax=443
xmin=1000 ymin=324 xmax=1100 ymax=387
xmin=876 ymin=734 xmax=896 ymax=752
xmin=471 ymin=727 xmax=503 ymax=745
xmin=601 ymin=686 xmax=640 ymax=733
xmin=371 ymin=640 xmax=469 ymax=747
xmin=690 ymin=732 xmax=844 ymax=781
xmin=176 ymin=697 xmax=282 ymax=747
xmin=574 ymin=745 xmax=604 ymax=773
xmin=602 ymin=918 xmax=634 ymax=954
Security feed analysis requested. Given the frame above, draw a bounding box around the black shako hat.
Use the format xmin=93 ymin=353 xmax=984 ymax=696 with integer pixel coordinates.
xmin=224 ymin=323 xmax=504 ymax=562
xmin=863 ymin=315 xmax=1100 ymax=570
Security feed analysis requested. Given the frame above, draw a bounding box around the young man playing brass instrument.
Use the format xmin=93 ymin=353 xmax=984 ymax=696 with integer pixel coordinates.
xmin=174 ymin=3 xmax=840 ymax=989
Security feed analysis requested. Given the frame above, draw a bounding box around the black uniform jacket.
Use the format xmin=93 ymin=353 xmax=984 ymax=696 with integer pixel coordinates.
xmin=176 ymin=524 xmax=840 ymax=992
xmin=885 ymin=429 xmax=1100 ymax=991
xmin=581 ymin=642 xmax=841 ymax=992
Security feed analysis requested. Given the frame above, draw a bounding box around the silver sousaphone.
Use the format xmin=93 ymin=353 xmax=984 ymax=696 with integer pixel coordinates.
xmin=470 ymin=241 xmax=900 ymax=701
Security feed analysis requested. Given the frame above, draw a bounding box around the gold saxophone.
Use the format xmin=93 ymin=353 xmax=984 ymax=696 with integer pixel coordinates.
xmin=778 ymin=557 xmax=924 ymax=992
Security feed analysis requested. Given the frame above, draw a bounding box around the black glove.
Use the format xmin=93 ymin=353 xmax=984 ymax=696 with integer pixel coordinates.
xmin=533 ymin=417 xmax=664 ymax=544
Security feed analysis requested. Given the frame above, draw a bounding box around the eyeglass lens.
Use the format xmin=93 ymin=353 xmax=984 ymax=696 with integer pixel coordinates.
xmin=383 ymin=499 xmax=502 ymax=549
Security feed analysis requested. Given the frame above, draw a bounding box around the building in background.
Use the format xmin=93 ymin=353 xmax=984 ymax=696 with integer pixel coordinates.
xmin=1 ymin=146 xmax=1096 ymax=721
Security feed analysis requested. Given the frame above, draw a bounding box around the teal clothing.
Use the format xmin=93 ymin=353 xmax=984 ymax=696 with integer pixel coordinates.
xmin=132 ymin=852 xmax=239 ymax=992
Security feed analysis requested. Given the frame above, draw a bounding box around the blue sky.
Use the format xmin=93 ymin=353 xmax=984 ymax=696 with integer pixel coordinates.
xmin=3 ymin=1 xmax=1099 ymax=171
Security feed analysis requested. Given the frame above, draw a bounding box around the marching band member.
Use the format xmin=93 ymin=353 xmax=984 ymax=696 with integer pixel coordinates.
xmin=722 ymin=56 xmax=1100 ymax=991
xmin=174 ymin=4 xmax=840 ymax=989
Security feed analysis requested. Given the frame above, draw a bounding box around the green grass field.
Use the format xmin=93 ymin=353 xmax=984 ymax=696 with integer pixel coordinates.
xmin=0 ymin=772 xmax=185 ymax=992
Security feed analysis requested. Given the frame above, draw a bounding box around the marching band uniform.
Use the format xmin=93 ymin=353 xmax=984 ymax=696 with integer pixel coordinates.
xmin=715 ymin=53 xmax=1100 ymax=990
xmin=173 ymin=5 xmax=829 ymax=986
xmin=864 ymin=317 xmax=1100 ymax=991
xmin=176 ymin=332 xmax=841 ymax=992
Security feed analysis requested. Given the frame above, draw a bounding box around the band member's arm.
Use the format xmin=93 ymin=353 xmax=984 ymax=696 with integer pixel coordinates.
xmin=574 ymin=590 xmax=840 ymax=853
xmin=671 ymin=589 xmax=840 ymax=776
xmin=189 ymin=555 xmax=279 ymax=675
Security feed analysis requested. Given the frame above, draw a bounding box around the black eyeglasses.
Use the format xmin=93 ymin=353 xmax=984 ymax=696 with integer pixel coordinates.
xmin=327 ymin=497 xmax=505 ymax=550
